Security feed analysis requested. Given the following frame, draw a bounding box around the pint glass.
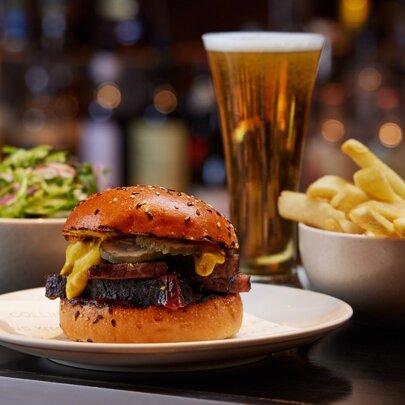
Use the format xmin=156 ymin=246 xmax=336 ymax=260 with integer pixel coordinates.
xmin=202 ymin=32 xmax=324 ymax=283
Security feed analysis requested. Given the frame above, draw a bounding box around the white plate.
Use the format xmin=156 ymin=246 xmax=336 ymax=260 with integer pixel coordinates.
xmin=0 ymin=284 xmax=352 ymax=372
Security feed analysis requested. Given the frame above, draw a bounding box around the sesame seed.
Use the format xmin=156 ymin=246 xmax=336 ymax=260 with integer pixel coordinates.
xmin=216 ymin=222 xmax=221 ymax=229
xmin=131 ymin=191 xmax=140 ymax=195
xmin=196 ymin=209 xmax=201 ymax=216
xmin=207 ymin=208 xmax=213 ymax=213
xmin=155 ymin=191 xmax=160 ymax=196
xmin=136 ymin=201 xmax=146 ymax=209
xmin=94 ymin=208 xmax=100 ymax=215
xmin=187 ymin=201 xmax=194 ymax=206
xmin=174 ymin=204 xmax=179 ymax=210
xmin=130 ymin=195 xmax=136 ymax=199
xmin=145 ymin=210 xmax=153 ymax=219
xmin=112 ymin=197 xmax=117 ymax=202
xmin=185 ymin=216 xmax=191 ymax=223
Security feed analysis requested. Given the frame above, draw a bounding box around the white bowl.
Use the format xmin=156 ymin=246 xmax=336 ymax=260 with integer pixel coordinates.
xmin=299 ymin=222 xmax=405 ymax=328
xmin=0 ymin=218 xmax=67 ymax=293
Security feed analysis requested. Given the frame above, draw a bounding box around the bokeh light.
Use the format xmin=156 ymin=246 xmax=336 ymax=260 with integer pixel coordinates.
xmin=89 ymin=52 xmax=121 ymax=84
xmin=153 ymin=86 xmax=177 ymax=114
xmin=96 ymin=83 xmax=122 ymax=109
xmin=340 ymin=0 xmax=369 ymax=30
xmin=321 ymin=119 xmax=345 ymax=143
xmin=378 ymin=123 xmax=403 ymax=148
xmin=115 ymin=19 xmax=142 ymax=45
xmin=358 ymin=67 xmax=382 ymax=92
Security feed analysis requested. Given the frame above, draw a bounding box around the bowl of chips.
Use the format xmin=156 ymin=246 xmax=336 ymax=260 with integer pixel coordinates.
xmin=279 ymin=139 xmax=405 ymax=327
xmin=298 ymin=223 xmax=405 ymax=327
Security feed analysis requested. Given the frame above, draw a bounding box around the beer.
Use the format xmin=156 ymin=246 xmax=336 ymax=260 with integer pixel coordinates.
xmin=203 ymin=33 xmax=323 ymax=282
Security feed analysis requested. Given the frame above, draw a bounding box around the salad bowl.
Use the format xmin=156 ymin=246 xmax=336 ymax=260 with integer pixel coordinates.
xmin=0 ymin=145 xmax=99 ymax=293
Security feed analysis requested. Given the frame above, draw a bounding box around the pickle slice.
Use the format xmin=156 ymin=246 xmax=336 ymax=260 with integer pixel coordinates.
xmin=100 ymin=237 xmax=164 ymax=263
xmin=135 ymin=235 xmax=201 ymax=256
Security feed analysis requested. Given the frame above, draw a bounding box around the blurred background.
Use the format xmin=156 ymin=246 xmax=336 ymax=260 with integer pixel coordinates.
xmin=0 ymin=0 xmax=404 ymax=197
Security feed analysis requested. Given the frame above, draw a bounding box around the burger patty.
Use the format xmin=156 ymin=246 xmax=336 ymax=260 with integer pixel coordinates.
xmin=46 ymin=273 xmax=201 ymax=309
xmin=45 ymin=253 xmax=250 ymax=309
xmin=45 ymin=267 xmax=250 ymax=309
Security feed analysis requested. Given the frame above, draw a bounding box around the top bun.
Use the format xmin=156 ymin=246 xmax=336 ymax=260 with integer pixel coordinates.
xmin=64 ymin=185 xmax=238 ymax=249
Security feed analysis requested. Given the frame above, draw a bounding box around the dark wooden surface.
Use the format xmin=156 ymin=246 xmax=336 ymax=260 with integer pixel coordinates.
xmin=0 ymin=320 xmax=404 ymax=404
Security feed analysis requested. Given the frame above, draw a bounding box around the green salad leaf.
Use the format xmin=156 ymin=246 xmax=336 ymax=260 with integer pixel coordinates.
xmin=0 ymin=145 xmax=99 ymax=218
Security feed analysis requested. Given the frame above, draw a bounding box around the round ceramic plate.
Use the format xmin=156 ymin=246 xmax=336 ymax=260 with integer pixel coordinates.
xmin=0 ymin=284 xmax=352 ymax=372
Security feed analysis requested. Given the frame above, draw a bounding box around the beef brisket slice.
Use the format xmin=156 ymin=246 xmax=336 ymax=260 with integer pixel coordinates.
xmin=45 ymin=273 xmax=200 ymax=309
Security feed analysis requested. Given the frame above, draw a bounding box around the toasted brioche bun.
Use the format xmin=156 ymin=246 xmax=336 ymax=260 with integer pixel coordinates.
xmin=63 ymin=185 xmax=238 ymax=249
xmin=59 ymin=294 xmax=243 ymax=343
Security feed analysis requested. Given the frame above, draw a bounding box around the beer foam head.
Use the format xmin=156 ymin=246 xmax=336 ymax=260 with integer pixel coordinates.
xmin=202 ymin=32 xmax=324 ymax=52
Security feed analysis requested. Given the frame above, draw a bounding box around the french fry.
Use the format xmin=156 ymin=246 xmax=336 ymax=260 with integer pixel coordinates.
xmin=306 ymin=175 xmax=348 ymax=200
xmin=278 ymin=191 xmax=362 ymax=233
xmin=349 ymin=205 xmax=397 ymax=237
xmin=353 ymin=167 xmax=402 ymax=203
xmin=393 ymin=218 xmax=405 ymax=237
xmin=342 ymin=139 xmax=405 ymax=200
xmin=330 ymin=183 xmax=369 ymax=213
xmin=278 ymin=139 xmax=405 ymax=238
xmin=358 ymin=200 xmax=405 ymax=221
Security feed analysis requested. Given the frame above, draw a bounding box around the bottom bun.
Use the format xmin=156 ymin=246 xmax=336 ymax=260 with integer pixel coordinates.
xmin=59 ymin=294 xmax=243 ymax=343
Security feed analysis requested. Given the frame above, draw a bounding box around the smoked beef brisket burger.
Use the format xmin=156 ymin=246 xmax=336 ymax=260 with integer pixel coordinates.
xmin=45 ymin=185 xmax=250 ymax=343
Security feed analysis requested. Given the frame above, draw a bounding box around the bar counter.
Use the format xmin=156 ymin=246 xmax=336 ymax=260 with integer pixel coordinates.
xmin=1 ymin=320 xmax=404 ymax=404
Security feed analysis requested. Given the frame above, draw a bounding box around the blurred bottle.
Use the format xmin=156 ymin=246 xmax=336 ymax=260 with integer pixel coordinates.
xmin=79 ymin=119 xmax=123 ymax=189
xmin=128 ymin=115 xmax=189 ymax=191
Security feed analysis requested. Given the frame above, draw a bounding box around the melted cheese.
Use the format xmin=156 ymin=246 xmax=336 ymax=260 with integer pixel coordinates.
xmin=61 ymin=240 xmax=103 ymax=299
xmin=60 ymin=239 xmax=225 ymax=298
xmin=194 ymin=247 xmax=225 ymax=276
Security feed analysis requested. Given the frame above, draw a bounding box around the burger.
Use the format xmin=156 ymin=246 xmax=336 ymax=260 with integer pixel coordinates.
xmin=45 ymin=185 xmax=250 ymax=343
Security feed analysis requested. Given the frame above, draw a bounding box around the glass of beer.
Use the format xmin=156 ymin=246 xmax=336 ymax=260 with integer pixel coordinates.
xmin=202 ymin=32 xmax=324 ymax=284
